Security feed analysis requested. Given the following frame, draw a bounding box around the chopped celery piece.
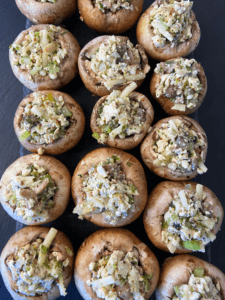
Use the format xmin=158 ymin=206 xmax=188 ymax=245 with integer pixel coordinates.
xmin=103 ymin=125 xmax=112 ymax=134
xmin=162 ymin=221 xmax=169 ymax=229
xmin=141 ymin=273 xmax=153 ymax=292
xmin=60 ymin=30 xmax=68 ymax=36
xmin=30 ymin=66 xmax=42 ymax=75
xmin=65 ymin=246 xmax=73 ymax=256
xmin=98 ymin=105 xmax=103 ymax=115
xmin=41 ymin=245 xmax=48 ymax=254
xmin=194 ymin=267 xmax=204 ymax=277
xmin=160 ymin=20 xmax=168 ymax=30
xmin=62 ymin=106 xmax=72 ymax=117
xmin=19 ymin=130 xmax=30 ymax=141
xmin=165 ymin=60 xmax=174 ymax=65
xmin=112 ymin=155 xmax=120 ymax=161
xmin=182 ymin=240 xmax=201 ymax=251
xmin=43 ymin=262 xmax=50 ymax=269
xmin=48 ymin=62 xmax=59 ymax=74
xmin=171 ymin=214 xmax=178 ymax=220
xmin=128 ymin=195 xmax=134 ymax=205
xmin=21 ymin=56 xmax=31 ymax=64
xmin=92 ymin=132 xmax=99 ymax=140
xmin=174 ymin=286 xmax=180 ymax=294
xmin=38 ymin=227 xmax=58 ymax=265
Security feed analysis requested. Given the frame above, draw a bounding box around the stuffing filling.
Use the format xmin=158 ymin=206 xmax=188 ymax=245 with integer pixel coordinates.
xmin=173 ymin=268 xmax=222 ymax=300
xmin=162 ymin=184 xmax=218 ymax=253
xmin=93 ymin=83 xmax=146 ymax=144
xmin=10 ymin=25 xmax=67 ymax=80
xmin=92 ymin=0 xmax=133 ymax=13
xmin=149 ymin=0 xmax=193 ymax=48
xmin=19 ymin=92 xmax=73 ymax=145
xmin=89 ymin=36 xmax=146 ymax=90
xmin=73 ymin=155 xmax=139 ymax=224
xmin=6 ymin=228 xmax=72 ymax=297
xmin=154 ymin=58 xmax=202 ymax=111
xmin=36 ymin=0 xmax=55 ymax=3
xmin=5 ymin=163 xmax=58 ymax=222
xmin=87 ymin=248 xmax=152 ymax=300
xmin=153 ymin=119 xmax=207 ymax=174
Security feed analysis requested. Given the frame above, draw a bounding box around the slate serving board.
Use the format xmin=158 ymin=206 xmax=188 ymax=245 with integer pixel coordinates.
xmin=0 ymin=0 xmax=225 ymax=299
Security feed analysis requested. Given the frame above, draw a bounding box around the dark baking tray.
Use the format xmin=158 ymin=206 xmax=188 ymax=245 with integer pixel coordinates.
xmin=1 ymin=0 xmax=225 ymax=299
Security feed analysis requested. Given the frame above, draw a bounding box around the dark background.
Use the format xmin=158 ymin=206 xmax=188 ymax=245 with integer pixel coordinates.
xmin=0 ymin=0 xmax=225 ymax=299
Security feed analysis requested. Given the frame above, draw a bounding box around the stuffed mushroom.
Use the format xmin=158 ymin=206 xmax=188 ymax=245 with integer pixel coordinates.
xmin=9 ymin=24 xmax=80 ymax=91
xmin=150 ymin=58 xmax=207 ymax=115
xmin=143 ymin=181 xmax=223 ymax=254
xmin=0 ymin=154 xmax=71 ymax=225
xmin=156 ymin=254 xmax=225 ymax=300
xmin=90 ymin=82 xmax=154 ymax=150
xmin=14 ymin=90 xmax=85 ymax=155
xmin=0 ymin=226 xmax=74 ymax=299
xmin=72 ymin=147 xmax=148 ymax=227
xmin=78 ymin=35 xmax=150 ymax=97
xmin=136 ymin=0 xmax=201 ymax=61
xmin=140 ymin=116 xmax=208 ymax=180
xmin=15 ymin=0 xmax=77 ymax=25
xmin=75 ymin=228 xmax=160 ymax=300
xmin=78 ymin=0 xmax=143 ymax=34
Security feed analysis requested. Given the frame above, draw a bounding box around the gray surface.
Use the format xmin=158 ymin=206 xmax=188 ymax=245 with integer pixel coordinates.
xmin=0 ymin=0 xmax=225 ymax=299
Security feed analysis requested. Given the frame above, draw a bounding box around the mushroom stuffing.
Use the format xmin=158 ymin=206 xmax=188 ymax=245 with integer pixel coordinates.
xmin=10 ymin=25 xmax=67 ymax=80
xmin=1 ymin=227 xmax=75 ymax=299
xmin=149 ymin=0 xmax=194 ymax=48
xmin=78 ymin=35 xmax=150 ymax=96
xmin=91 ymin=82 xmax=154 ymax=150
xmin=9 ymin=24 xmax=80 ymax=90
xmin=92 ymin=0 xmax=133 ymax=13
xmin=161 ymin=184 xmax=219 ymax=253
xmin=6 ymin=228 xmax=70 ymax=296
xmin=18 ymin=92 xmax=73 ymax=145
xmin=74 ymin=228 xmax=160 ymax=300
xmin=173 ymin=268 xmax=222 ymax=300
xmin=0 ymin=154 xmax=71 ymax=225
xmin=87 ymin=249 xmax=153 ymax=300
xmin=92 ymin=83 xmax=147 ymax=144
xmin=73 ymin=155 xmax=139 ymax=224
xmin=4 ymin=162 xmax=58 ymax=223
xmin=153 ymin=118 xmax=207 ymax=174
xmin=153 ymin=58 xmax=203 ymax=111
xmin=90 ymin=36 xmax=147 ymax=90
xmin=156 ymin=255 xmax=225 ymax=300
